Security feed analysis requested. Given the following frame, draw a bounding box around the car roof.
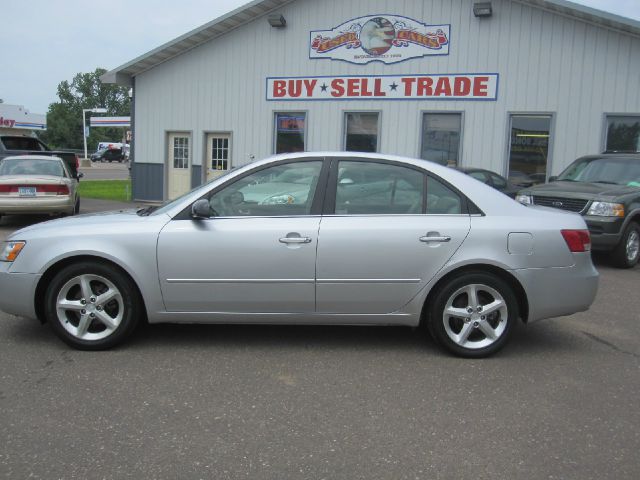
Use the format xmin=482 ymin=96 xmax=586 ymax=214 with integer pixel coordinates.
xmin=1 ymin=155 xmax=63 ymax=162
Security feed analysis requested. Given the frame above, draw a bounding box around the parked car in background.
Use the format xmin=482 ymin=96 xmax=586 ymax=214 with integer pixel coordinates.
xmin=0 ymin=153 xmax=598 ymax=357
xmin=0 ymin=135 xmax=80 ymax=179
xmin=508 ymin=170 xmax=537 ymax=187
xmin=90 ymin=148 xmax=125 ymax=163
xmin=516 ymin=153 xmax=640 ymax=268
xmin=453 ymin=167 xmax=520 ymax=198
xmin=0 ymin=155 xmax=81 ymax=219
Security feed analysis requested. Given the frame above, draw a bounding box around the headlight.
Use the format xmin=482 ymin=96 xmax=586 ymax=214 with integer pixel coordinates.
xmin=261 ymin=194 xmax=295 ymax=205
xmin=0 ymin=241 xmax=26 ymax=262
xmin=587 ymin=201 xmax=624 ymax=217
xmin=515 ymin=194 xmax=533 ymax=205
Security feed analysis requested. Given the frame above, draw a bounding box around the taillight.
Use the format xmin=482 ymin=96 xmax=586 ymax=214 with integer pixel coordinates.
xmin=561 ymin=229 xmax=591 ymax=252
xmin=3 ymin=184 xmax=70 ymax=195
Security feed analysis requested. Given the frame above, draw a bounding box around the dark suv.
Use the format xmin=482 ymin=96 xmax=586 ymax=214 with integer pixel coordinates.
xmin=516 ymin=154 xmax=640 ymax=268
xmin=90 ymin=148 xmax=125 ymax=163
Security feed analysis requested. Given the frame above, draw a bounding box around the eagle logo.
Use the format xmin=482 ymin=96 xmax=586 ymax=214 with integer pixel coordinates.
xmin=359 ymin=17 xmax=396 ymax=56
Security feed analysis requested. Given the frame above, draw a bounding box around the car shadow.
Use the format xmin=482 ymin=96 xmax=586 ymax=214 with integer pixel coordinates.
xmin=4 ymin=315 xmax=591 ymax=359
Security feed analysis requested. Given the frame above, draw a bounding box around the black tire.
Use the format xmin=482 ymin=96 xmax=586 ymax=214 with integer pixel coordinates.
xmin=427 ymin=272 xmax=518 ymax=358
xmin=73 ymin=197 xmax=80 ymax=215
xmin=610 ymin=221 xmax=640 ymax=268
xmin=44 ymin=262 xmax=141 ymax=350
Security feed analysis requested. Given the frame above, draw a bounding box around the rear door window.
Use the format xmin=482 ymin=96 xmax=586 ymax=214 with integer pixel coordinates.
xmin=334 ymin=161 xmax=424 ymax=215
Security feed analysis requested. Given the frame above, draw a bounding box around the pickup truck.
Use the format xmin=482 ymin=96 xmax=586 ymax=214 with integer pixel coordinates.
xmin=0 ymin=135 xmax=80 ymax=178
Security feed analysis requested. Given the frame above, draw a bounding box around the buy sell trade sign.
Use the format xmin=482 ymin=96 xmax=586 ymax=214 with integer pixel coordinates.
xmin=266 ymin=74 xmax=499 ymax=101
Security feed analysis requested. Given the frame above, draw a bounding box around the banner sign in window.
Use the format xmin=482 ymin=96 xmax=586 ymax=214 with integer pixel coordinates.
xmin=310 ymin=14 xmax=449 ymax=65
xmin=266 ymin=74 xmax=499 ymax=101
xmin=277 ymin=115 xmax=305 ymax=132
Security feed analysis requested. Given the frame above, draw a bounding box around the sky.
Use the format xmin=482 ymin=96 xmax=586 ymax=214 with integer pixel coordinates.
xmin=1 ymin=0 xmax=639 ymax=114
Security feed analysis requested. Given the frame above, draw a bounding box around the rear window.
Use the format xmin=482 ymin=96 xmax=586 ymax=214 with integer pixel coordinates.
xmin=0 ymin=137 xmax=45 ymax=151
xmin=0 ymin=158 xmax=64 ymax=177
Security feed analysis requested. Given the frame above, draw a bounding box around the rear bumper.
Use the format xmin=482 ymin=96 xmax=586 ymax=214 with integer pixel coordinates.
xmin=0 ymin=263 xmax=40 ymax=320
xmin=0 ymin=196 xmax=74 ymax=214
xmin=513 ymin=254 xmax=599 ymax=323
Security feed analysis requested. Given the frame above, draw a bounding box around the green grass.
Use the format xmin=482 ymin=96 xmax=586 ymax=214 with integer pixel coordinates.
xmin=78 ymin=180 xmax=131 ymax=202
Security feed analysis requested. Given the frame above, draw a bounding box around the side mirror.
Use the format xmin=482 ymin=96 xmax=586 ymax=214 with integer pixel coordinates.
xmin=77 ymin=172 xmax=84 ymax=179
xmin=548 ymin=175 xmax=558 ymax=182
xmin=191 ymin=199 xmax=212 ymax=219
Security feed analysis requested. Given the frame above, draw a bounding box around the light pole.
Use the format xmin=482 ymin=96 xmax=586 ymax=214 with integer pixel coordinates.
xmin=82 ymin=107 xmax=107 ymax=159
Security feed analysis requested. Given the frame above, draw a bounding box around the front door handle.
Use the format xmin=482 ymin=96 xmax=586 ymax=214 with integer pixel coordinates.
xmin=419 ymin=233 xmax=451 ymax=243
xmin=279 ymin=236 xmax=312 ymax=244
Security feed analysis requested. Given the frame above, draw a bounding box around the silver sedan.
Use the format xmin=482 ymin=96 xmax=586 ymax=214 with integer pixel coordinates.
xmin=0 ymin=153 xmax=598 ymax=357
xmin=0 ymin=155 xmax=80 ymax=218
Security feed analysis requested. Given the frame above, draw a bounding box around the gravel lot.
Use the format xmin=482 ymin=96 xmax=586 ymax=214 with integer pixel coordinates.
xmin=0 ymin=203 xmax=638 ymax=479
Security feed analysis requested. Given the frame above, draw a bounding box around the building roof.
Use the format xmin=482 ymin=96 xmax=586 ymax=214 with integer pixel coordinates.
xmin=101 ymin=0 xmax=640 ymax=86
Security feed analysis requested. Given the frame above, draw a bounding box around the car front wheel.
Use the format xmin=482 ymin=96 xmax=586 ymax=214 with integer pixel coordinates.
xmin=44 ymin=262 xmax=141 ymax=350
xmin=611 ymin=221 xmax=640 ymax=268
xmin=427 ymin=272 xmax=518 ymax=358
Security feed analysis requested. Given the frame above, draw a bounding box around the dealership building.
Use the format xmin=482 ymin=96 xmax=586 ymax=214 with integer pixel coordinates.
xmin=102 ymin=0 xmax=640 ymax=201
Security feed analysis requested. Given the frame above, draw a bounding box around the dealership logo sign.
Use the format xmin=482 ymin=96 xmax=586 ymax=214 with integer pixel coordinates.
xmin=0 ymin=117 xmax=16 ymax=128
xmin=266 ymin=74 xmax=498 ymax=101
xmin=310 ymin=14 xmax=450 ymax=65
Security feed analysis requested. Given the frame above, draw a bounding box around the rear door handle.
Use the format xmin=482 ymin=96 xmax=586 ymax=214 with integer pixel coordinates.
xmin=419 ymin=234 xmax=451 ymax=243
xmin=279 ymin=236 xmax=312 ymax=244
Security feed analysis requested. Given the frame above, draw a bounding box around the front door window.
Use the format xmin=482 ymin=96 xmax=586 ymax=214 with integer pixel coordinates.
xmin=207 ymin=161 xmax=323 ymax=217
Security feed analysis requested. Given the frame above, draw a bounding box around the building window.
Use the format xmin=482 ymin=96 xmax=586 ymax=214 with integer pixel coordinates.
xmin=210 ymin=136 xmax=229 ymax=171
xmin=274 ymin=113 xmax=306 ymax=153
xmin=508 ymin=115 xmax=552 ymax=186
xmin=421 ymin=113 xmax=462 ymax=166
xmin=605 ymin=115 xmax=640 ymax=153
xmin=344 ymin=112 xmax=379 ymax=152
xmin=173 ymin=136 xmax=189 ymax=169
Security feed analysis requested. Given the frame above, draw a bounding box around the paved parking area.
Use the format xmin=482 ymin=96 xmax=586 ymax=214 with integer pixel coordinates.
xmin=0 ymin=205 xmax=639 ymax=479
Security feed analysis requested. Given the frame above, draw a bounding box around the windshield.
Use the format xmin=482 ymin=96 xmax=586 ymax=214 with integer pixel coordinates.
xmin=0 ymin=158 xmax=64 ymax=176
xmin=557 ymin=157 xmax=640 ymax=186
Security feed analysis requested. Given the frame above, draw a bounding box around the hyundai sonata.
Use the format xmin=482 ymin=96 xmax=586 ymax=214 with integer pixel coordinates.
xmin=0 ymin=153 xmax=598 ymax=357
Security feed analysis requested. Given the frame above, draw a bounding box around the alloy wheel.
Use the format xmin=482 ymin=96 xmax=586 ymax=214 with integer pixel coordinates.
xmin=442 ymin=283 xmax=508 ymax=350
xmin=55 ymin=274 xmax=124 ymax=341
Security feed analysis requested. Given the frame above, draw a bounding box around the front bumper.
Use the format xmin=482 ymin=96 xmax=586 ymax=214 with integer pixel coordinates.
xmin=513 ymin=254 xmax=599 ymax=323
xmin=0 ymin=262 xmax=40 ymax=320
xmin=585 ymin=216 xmax=624 ymax=251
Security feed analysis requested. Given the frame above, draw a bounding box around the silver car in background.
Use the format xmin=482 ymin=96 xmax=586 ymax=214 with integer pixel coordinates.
xmin=0 ymin=155 xmax=81 ymax=219
xmin=0 ymin=153 xmax=598 ymax=357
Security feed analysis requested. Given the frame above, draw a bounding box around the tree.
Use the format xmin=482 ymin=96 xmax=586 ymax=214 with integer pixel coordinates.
xmin=41 ymin=68 xmax=130 ymax=153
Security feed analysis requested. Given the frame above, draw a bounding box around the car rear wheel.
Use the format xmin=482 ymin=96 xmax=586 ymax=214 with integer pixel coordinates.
xmin=427 ymin=272 xmax=518 ymax=358
xmin=44 ymin=262 xmax=141 ymax=350
xmin=74 ymin=198 xmax=80 ymax=215
xmin=611 ymin=221 xmax=640 ymax=268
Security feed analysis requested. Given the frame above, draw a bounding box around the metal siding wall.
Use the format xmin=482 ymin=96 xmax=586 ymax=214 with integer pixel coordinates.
xmin=191 ymin=165 xmax=202 ymax=188
xmin=133 ymin=0 xmax=640 ymax=199
xmin=132 ymin=163 xmax=164 ymax=201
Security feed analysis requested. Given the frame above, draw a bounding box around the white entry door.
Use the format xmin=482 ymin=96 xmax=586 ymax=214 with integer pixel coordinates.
xmin=168 ymin=133 xmax=191 ymax=199
xmin=206 ymin=133 xmax=231 ymax=182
